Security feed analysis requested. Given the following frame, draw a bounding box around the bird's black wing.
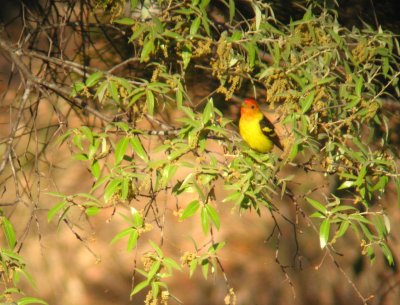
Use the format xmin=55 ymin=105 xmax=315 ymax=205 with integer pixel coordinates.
xmin=259 ymin=116 xmax=283 ymax=150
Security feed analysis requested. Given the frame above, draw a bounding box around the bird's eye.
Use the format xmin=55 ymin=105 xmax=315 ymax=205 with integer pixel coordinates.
xmin=251 ymin=105 xmax=255 ymax=109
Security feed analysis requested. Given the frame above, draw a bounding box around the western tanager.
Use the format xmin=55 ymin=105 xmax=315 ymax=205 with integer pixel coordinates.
xmin=239 ymin=98 xmax=283 ymax=153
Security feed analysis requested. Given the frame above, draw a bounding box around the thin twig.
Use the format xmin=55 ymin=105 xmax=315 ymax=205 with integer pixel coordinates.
xmin=0 ymin=81 xmax=32 ymax=175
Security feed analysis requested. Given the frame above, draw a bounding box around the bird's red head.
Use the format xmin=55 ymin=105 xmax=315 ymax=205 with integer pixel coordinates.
xmin=240 ymin=98 xmax=260 ymax=116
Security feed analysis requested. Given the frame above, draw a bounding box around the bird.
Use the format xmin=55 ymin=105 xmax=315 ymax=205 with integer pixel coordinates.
xmin=239 ymin=98 xmax=283 ymax=153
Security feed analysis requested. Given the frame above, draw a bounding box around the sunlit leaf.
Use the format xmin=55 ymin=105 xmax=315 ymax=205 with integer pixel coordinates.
xmin=190 ymin=17 xmax=201 ymax=36
xmin=130 ymin=280 xmax=149 ymax=296
xmin=205 ymin=204 xmax=220 ymax=230
xmin=47 ymin=201 xmax=67 ymax=222
xmin=146 ymin=89 xmax=155 ymax=115
xmin=306 ymin=197 xmax=327 ymax=214
xmin=228 ymin=0 xmax=235 ymax=23
xmin=300 ymin=91 xmax=315 ymax=114
xmin=115 ymin=137 xmax=130 ymax=165
xmin=85 ymin=71 xmax=103 ymax=87
xmin=319 ymin=219 xmax=330 ymax=248
xmin=114 ymin=17 xmax=135 ymax=25
xmin=1 ymin=217 xmax=16 ymax=249
xmin=180 ymin=200 xmax=200 ymax=220
xmin=200 ymin=207 xmax=210 ymax=234
xmin=17 ymin=297 xmax=48 ymax=305
xmin=131 ymin=137 xmax=148 ymax=162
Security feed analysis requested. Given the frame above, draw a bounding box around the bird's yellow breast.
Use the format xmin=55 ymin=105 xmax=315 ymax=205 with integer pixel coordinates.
xmin=239 ymin=115 xmax=274 ymax=153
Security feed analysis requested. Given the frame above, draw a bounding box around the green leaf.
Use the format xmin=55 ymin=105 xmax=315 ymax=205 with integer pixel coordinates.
xmin=46 ymin=192 xmax=66 ymax=198
xmin=163 ymin=257 xmax=182 ymax=271
xmin=181 ymin=200 xmax=200 ymax=220
xmin=85 ymin=206 xmax=100 ymax=217
xmin=319 ymin=218 xmax=330 ymax=249
xmin=370 ymin=176 xmax=389 ymax=192
xmin=47 ymin=201 xmax=66 ymax=222
xmin=71 ymin=82 xmax=85 ymax=97
xmin=110 ymin=227 xmax=134 ymax=244
xmin=114 ymin=17 xmax=135 ymax=25
xmin=80 ymin=126 xmax=93 ymax=141
xmin=149 ymin=240 xmax=164 ymax=257
xmin=200 ymin=13 xmax=211 ymax=36
xmin=74 ymin=153 xmax=89 ymax=161
xmin=202 ymin=99 xmax=213 ymax=124
xmin=229 ymin=30 xmax=242 ymax=42
xmin=189 ymin=258 xmax=198 ymax=277
xmin=130 ymin=280 xmax=149 ymax=296
xmin=141 ymin=39 xmax=155 ymax=62
xmin=380 ymin=242 xmax=394 ymax=265
xmin=15 ymin=267 xmax=37 ymax=288
xmin=129 ymin=23 xmax=146 ymax=42
xmin=252 ymin=3 xmax=261 ymax=30
xmin=104 ymin=179 xmax=121 ymax=203
xmin=95 ymin=81 xmax=108 ymax=102
xmin=108 ymin=80 xmax=120 ymax=103
xmin=316 ymin=76 xmax=337 ymax=86
xmin=200 ymin=207 xmax=210 ymax=234
xmin=288 ymin=143 xmax=298 ymax=161
xmin=128 ymin=89 xmax=146 ymax=107
xmin=159 ymin=164 xmax=178 ymax=189
xmin=201 ymin=259 xmax=209 ymax=279
xmin=382 ymin=57 xmax=389 ymax=77
xmin=355 ymin=76 xmax=363 ymax=97
xmin=310 ymin=211 xmax=325 ymax=218
xmin=115 ymin=137 xmax=130 ymax=165
xmin=336 ymin=220 xmax=350 ymax=238
xmin=373 ymin=215 xmax=387 ymax=239
xmin=300 ymin=91 xmax=315 ymax=114
xmin=85 ymin=71 xmax=103 ymax=87
xmin=130 ymin=0 xmax=138 ymax=10
xmin=359 ymin=223 xmax=374 ymax=241
xmin=121 ymin=178 xmax=129 ymax=200
xmin=151 ymin=282 xmax=160 ymax=299
xmin=245 ymin=42 xmax=257 ymax=68
xmin=88 ymin=139 xmax=100 ymax=160
xmin=228 ymin=0 xmax=235 ymax=23
xmin=209 ymin=241 xmax=225 ymax=253
xmin=190 ymin=17 xmax=201 ymax=36
xmin=200 ymin=0 xmax=210 ymax=9
xmin=330 ymin=205 xmax=357 ymax=213
xmin=72 ymin=134 xmax=84 ymax=151
xmin=131 ymin=137 xmax=148 ymax=162
xmin=127 ymin=230 xmax=139 ymax=251
xmin=146 ymin=89 xmax=155 ymax=115
xmin=176 ymin=80 xmax=184 ymax=107
xmin=366 ymin=245 xmax=376 ymax=263
xmin=91 ymin=159 xmax=101 ymax=180
xmin=147 ymin=260 xmax=161 ymax=281
xmin=383 ymin=214 xmax=391 ymax=234
xmin=348 ymin=214 xmax=372 ymax=224
xmin=164 ymin=30 xmax=184 ymax=41
xmin=204 ymin=204 xmax=220 ymax=230
xmin=1 ymin=217 xmax=16 ymax=249
xmin=91 ymin=175 xmax=108 ymax=193
xmin=17 ymin=297 xmax=48 ymax=305
xmin=338 ymin=180 xmax=355 ymax=190
xmin=306 ymin=197 xmax=327 ymax=214
xmin=182 ymin=44 xmax=192 ymax=69
xmin=222 ymin=191 xmax=242 ymax=203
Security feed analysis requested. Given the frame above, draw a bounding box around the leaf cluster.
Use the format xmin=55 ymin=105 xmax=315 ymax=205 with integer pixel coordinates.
xmin=43 ymin=0 xmax=400 ymax=302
